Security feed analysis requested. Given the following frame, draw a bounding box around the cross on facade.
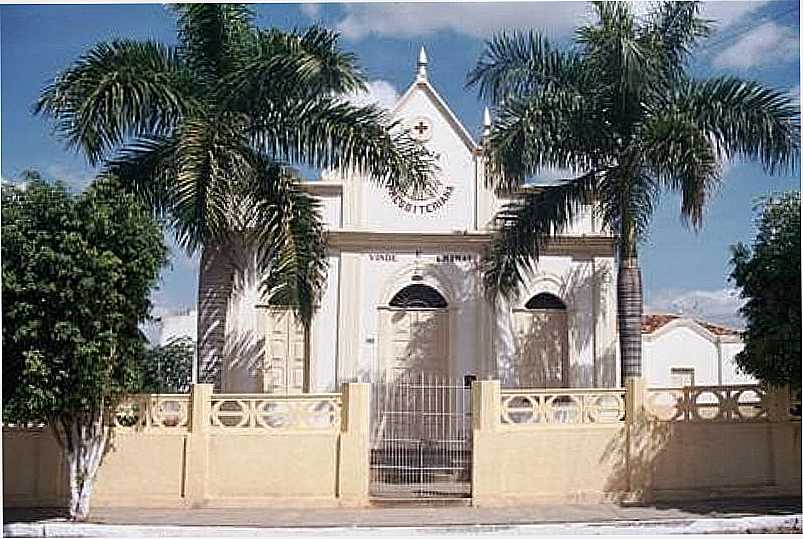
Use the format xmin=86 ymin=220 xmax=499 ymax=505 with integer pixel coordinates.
xmin=413 ymin=120 xmax=429 ymax=136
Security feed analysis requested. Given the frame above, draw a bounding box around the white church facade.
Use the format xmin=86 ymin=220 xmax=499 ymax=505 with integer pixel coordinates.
xmin=198 ymin=50 xmax=619 ymax=393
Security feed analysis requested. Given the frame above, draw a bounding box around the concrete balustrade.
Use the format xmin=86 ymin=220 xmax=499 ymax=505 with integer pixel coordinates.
xmin=3 ymin=380 xmax=799 ymax=509
xmin=471 ymin=379 xmax=801 ymax=506
xmin=3 ymin=383 xmax=371 ymax=509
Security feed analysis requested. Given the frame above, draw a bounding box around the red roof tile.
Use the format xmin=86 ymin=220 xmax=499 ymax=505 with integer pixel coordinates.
xmin=642 ymin=314 xmax=740 ymax=336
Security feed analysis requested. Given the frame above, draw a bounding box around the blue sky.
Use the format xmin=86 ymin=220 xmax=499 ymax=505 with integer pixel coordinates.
xmin=1 ymin=1 xmax=799 ymax=328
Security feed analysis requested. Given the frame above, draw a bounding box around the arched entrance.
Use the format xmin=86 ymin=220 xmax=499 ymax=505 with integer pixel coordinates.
xmin=378 ymin=283 xmax=449 ymax=381
xmin=511 ymin=292 xmax=570 ymax=388
xmin=372 ymin=282 xmax=470 ymax=500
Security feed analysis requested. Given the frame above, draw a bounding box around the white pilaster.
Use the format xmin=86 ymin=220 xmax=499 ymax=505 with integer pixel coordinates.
xmin=336 ymin=251 xmax=362 ymax=383
xmin=593 ymin=256 xmax=618 ymax=387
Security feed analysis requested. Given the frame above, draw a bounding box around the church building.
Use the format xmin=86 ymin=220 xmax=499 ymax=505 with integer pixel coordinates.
xmin=198 ymin=49 xmax=619 ymax=393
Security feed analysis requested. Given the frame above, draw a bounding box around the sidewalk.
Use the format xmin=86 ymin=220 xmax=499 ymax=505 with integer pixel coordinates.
xmin=4 ymin=497 xmax=802 ymax=536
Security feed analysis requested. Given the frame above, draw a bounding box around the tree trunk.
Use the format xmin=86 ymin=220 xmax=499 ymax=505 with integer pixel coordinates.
xmin=52 ymin=409 xmax=109 ymax=521
xmin=618 ymin=256 xmax=643 ymax=383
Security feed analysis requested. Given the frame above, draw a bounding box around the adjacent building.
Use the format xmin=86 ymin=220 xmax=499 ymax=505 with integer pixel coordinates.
xmin=642 ymin=313 xmax=752 ymax=387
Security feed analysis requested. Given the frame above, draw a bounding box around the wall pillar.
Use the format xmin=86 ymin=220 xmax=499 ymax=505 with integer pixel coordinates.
xmin=765 ymin=386 xmax=791 ymax=422
xmin=624 ymin=376 xmax=651 ymax=503
xmin=471 ymin=380 xmax=501 ymax=506
xmin=592 ymin=256 xmax=617 ymax=387
xmin=184 ymin=383 xmax=212 ymax=507
xmin=625 ymin=376 xmax=647 ymax=421
xmin=337 ymin=253 xmax=362 ymax=383
xmin=337 ymin=382 xmax=370 ymax=505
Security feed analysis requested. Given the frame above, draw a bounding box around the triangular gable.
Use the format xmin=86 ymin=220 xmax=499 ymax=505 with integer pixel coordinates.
xmin=643 ymin=316 xmax=742 ymax=344
xmin=391 ymin=79 xmax=478 ymax=153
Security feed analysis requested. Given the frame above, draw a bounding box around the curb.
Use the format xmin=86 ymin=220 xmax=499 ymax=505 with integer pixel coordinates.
xmin=4 ymin=514 xmax=801 ymax=537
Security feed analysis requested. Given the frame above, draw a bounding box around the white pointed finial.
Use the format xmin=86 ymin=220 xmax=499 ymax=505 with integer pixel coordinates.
xmin=417 ymin=46 xmax=428 ymax=80
xmin=483 ymin=106 xmax=492 ymax=137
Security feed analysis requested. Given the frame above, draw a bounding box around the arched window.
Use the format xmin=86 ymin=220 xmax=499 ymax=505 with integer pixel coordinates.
xmin=389 ymin=284 xmax=448 ymax=308
xmin=524 ymin=292 xmax=566 ymax=310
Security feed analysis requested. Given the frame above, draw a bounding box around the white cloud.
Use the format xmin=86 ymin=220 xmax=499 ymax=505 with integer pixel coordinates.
xmin=335 ymin=2 xmax=591 ymax=41
xmin=45 ymin=163 xmax=96 ymax=190
xmin=333 ymin=1 xmax=771 ymax=42
xmin=299 ymin=2 xmax=321 ymax=19
xmin=712 ymin=21 xmax=799 ymax=69
xmin=344 ymin=79 xmax=400 ymax=110
xmin=646 ymin=287 xmax=746 ymax=328
xmin=700 ymin=0 xmax=770 ymax=30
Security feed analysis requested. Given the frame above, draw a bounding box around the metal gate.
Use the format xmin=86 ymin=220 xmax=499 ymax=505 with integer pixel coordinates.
xmin=369 ymin=372 xmax=472 ymax=500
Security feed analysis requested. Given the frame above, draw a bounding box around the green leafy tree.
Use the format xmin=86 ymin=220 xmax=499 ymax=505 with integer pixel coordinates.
xmin=140 ymin=337 xmax=194 ymax=393
xmin=35 ymin=4 xmax=435 ymax=377
xmin=467 ymin=1 xmax=799 ymax=382
xmin=2 ymin=176 xmax=168 ymax=520
xmin=730 ymin=192 xmax=801 ymax=388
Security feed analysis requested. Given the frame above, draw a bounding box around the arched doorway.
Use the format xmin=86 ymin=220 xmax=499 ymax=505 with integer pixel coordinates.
xmin=372 ymin=283 xmax=471 ymax=500
xmin=511 ymin=292 xmax=569 ymax=388
xmin=378 ymin=283 xmax=449 ymax=381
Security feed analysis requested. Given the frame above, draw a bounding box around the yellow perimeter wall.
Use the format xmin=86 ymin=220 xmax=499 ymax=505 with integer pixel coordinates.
xmin=4 ymin=384 xmax=369 ymax=509
xmin=4 ymin=381 xmax=801 ymax=508
xmin=471 ymin=421 xmax=801 ymax=505
xmin=471 ymin=380 xmax=801 ymax=506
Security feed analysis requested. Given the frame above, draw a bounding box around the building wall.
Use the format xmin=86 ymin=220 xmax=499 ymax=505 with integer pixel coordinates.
xmin=343 ymin=248 xmax=487 ymax=383
xmin=219 ymin=244 xmax=617 ymax=392
xmin=720 ymin=341 xmax=754 ymax=385
xmin=360 ymin=87 xmax=477 ymax=232
xmin=198 ymin=55 xmax=617 ymax=393
xmin=495 ymin=256 xmax=607 ymax=388
xmin=643 ymin=322 xmax=755 ymax=387
xmin=158 ymin=310 xmax=197 ymax=345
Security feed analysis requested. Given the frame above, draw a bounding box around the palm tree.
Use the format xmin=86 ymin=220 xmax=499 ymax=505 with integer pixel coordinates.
xmin=467 ymin=1 xmax=799 ymax=384
xmin=36 ymin=4 xmax=434 ymax=382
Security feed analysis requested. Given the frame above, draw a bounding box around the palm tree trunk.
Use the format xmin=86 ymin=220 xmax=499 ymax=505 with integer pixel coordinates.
xmin=618 ymin=256 xmax=643 ymax=383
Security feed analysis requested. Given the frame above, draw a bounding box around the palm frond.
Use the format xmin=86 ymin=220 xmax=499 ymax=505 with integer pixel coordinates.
xmin=173 ymin=3 xmax=254 ymax=85
xmin=101 ymin=135 xmax=179 ymax=221
xmin=483 ymin=171 xmax=599 ymax=301
xmin=250 ymin=97 xmax=437 ymax=195
xmin=641 ymin=109 xmax=721 ymax=228
xmin=641 ymin=1 xmax=711 ymax=82
xmin=242 ymin=157 xmax=327 ymax=327
xmin=596 ymin=168 xmax=660 ymax=252
xmin=673 ymin=77 xmax=800 ymax=175
xmin=220 ymin=26 xmax=365 ymax=113
xmin=466 ymin=31 xmax=589 ymax=104
xmin=35 ymin=40 xmax=195 ymax=165
xmin=169 ymin=115 xmax=251 ymax=254
xmin=579 ymin=1 xmax=654 ymax=113
xmin=483 ymin=91 xmax=612 ymax=191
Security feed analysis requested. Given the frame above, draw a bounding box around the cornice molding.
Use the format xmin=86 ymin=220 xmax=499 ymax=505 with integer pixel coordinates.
xmin=325 ymin=230 xmax=614 ymax=256
xmin=300 ymin=181 xmax=343 ymax=196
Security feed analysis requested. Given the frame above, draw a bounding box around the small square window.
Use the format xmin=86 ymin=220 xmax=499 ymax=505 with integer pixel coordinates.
xmin=670 ymin=368 xmax=695 ymax=388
